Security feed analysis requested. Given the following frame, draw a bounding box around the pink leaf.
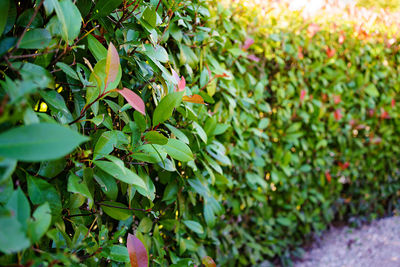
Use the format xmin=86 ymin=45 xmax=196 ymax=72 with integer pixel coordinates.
xmin=333 ymin=95 xmax=341 ymax=104
xmin=300 ymin=90 xmax=307 ymax=101
xmin=104 ymin=42 xmax=120 ymax=91
xmin=127 ymin=233 xmax=148 ymax=267
xmin=118 ymin=88 xmax=146 ymax=115
xmin=171 ymin=69 xmax=180 ymax=83
xmin=247 ymin=54 xmax=260 ymax=62
xmin=242 ymin=38 xmax=254 ymax=50
xmin=177 ymin=76 xmax=186 ymax=92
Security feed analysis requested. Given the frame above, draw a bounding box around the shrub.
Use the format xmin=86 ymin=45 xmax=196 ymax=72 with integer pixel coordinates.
xmin=0 ymin=0 xmax=399 ymax=266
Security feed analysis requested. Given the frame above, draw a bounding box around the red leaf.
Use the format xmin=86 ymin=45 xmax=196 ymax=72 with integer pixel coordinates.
xmin=333 ymin=95 xmax=341 ymax=104
xmin=298 ymin=47 xmax=304 ymax=59
xmin=334 ymin=108 xmax=342 ymax=121
xmin=127 ymin=233 xmax=148 ymax=267
xmin=300 ymin=90 xmax=307 ymax=102
xmin=202 ymin=256 xmax=216 ymax=267
xmin=104 ymin=42 xmax=120 ymax=91
xmin=118 ymin=88 xmax=146 ymax=115
xmin=326 ymin=47 xmax=336 ymax=58
xmin=391 ymin=98 xmax=395 ymax=108
xmin=182 ymin=94 xmax=205 ymax=104
xmin=380 ymin=108 xmax=390 ymax=119
xmin=325 ymin=171 xmax=332 ymax=183
xmin=338 ymin=162 xmax=349 ymax=170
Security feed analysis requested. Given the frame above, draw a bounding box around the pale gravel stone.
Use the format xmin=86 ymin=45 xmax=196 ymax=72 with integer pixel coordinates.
xmin=294 ymin=216 xmax=400 ymax=267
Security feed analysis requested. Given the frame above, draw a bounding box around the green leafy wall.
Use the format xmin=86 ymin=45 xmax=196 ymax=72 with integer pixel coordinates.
xmin=0 ymin=0 xmax=399 ymax=266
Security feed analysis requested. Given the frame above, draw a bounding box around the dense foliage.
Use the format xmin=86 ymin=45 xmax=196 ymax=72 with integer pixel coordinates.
xmin=0 ymin=0 xmax=399 ymax=266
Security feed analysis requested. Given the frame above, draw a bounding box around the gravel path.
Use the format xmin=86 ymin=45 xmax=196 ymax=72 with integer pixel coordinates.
xmin=295 ymin=216 xmax=400 ymax=267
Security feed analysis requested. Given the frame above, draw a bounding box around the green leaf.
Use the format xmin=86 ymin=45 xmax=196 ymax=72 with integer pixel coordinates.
xmin=143 ymin=44 xmax=169 ymax=63
xmin=0 ymin=0 xmax=9 ymax=36
xmin=138 ymin=217 xmax=153 ymax=233
xmin=142 ymin=6 xmax=157 ymax=28
xmin=56 ymin=62 xmax=79 ymax=80
xmin=94 ymin=168 xmax=118 ymax=200
xmin=28 ymin=202 xmax=51 ymax=243
xmin=19 ymin=28 xmax=51 ymax=49
xmin=88 ymin=34 xmax=107 ymax=61
xmin=0 ymin=157 xmax=16 ymax=184
xmin=276 ymin=217 xmax=291 ymax=227
xmin=68 ymin=173 xmax=94 ymax=208
xmin=0 ymin=216 xmax=30 ymax=253
xmin=87 ymin=58 xmax=122 ymax=104
xmin=144 ymin=131 xmax=168 ymax=145
xmin=193 ymin=121 xmax=207 ymax=143
xmin=48 ymin=0 xmax=82 ymax=44
xmin=93 ymin=0 xmax=122 ymax=19
xmin=165 ymin=124 xmax=189 ymax=144
xmin=153 ymin=91 xmax=184 ymax=126
xmin=163 ymin=139 xmax=194 ymax=162
xmin=5 ymin=187 xmax=31 ymax=230
xmin=27 ymin=175 xmax=62 ymax=216
xmin=37 ymin=158 xmax=66 ymax=178
xmin=0 ymin=123 xmax=88 ymax=162
xmin=131 ymin=144 xmax=167 ymax=163
xmin=101 ymin=201 xmax=131 ymax=221
xmin=364 ymin=84 xmax=379 ymax=97
xmin=183 ymin=220 xmax=204 ymax=235
xmin=94 ymin=131 xmax=118 ymax=159
xmin=93 ymin=157 xmax=146 ymax=190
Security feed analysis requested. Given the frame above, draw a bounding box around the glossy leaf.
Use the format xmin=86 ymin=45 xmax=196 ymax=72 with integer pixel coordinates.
xmin=0 ymin=123 xmax=88 ymax=162
xmin=163 ymin=139 xmax=194 ymax=162
xmin=93 ymin=157 xmax=146 ymax=191
xmin=88 ymin=34 xmax=107 ymax=61
xmin=104 ymin=42 xmax=120 ymax=90
xmin=118 ymin=88 xmax=146 ymax=115
xmin=127 ymin=233 xmax=148 ymax=267
xmin=144 ymin=131 xmax=168 ymax=145
xmin=101 ymin=201 xmax=131 ymax=220
xmin=19 ymin=28 xmax=51 ymax=49
xmin=182 ymin=94 xmax=205 ymax=104
xmin=153 ymin=91 xmax=184 ymax=126
xmin=183 ymin=220 xmax=204 ymax=235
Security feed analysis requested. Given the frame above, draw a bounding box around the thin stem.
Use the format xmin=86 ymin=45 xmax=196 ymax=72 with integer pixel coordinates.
xmin=68 ymin=90 xmax=113 ymax=125
xmin=65 ymin=212 xmax=97 ymax=218
xmin=14 ymin=0 xmax=45 ymax=50
xmin=98 ymin=202 xmax=152 ymax=212
xmin=156 ymin=0 xmax=162 ymax=11
xmin=9 ymin=49 xmax=59 ymax=59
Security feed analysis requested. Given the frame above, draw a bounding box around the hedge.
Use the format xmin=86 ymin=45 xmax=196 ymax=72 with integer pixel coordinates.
xmin=0 ymin=0 xmax=399 ymax=266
